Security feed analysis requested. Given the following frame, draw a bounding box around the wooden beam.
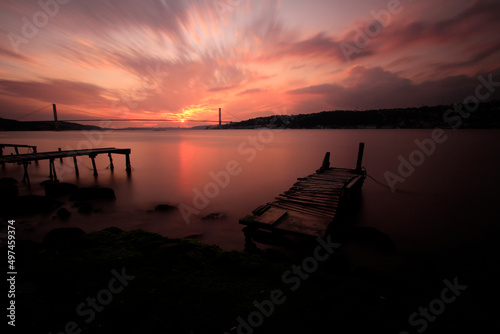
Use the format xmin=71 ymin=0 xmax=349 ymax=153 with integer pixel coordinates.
xmin=90 ymin=155 xmax=98 ymax=176
xmin=356 ymin=142 xmax=365 ymax=169
xmin=108 ymin=153 xmax=114 ymax=171
xmin=73 ymin=156 xmax=79 ymax=177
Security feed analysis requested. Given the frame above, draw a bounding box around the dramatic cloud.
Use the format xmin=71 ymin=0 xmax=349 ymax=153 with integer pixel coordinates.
xmin=0 ymin=0 xmax=498 ymax=126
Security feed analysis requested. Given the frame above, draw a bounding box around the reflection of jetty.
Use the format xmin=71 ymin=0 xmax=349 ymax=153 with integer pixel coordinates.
xmin=240 ymin=143 xmax=366 ymax=250
xmin=0 ymin=146 xmax=132 ymax=185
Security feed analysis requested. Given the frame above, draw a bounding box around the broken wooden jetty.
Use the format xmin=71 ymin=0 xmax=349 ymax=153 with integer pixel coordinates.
xmin=240 ymin=143 xmax=366 ymax=250
xmin=0 ymin=143 xmax=37 ymax=155
xmin=0 ymin=146 xmax=132 ymax=185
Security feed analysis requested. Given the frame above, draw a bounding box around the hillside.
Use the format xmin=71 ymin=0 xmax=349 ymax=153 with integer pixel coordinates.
xmin=221 ymin=101 xmax=500 ymax=129
xmin=0 ymin=118 xmax=103 ymax=131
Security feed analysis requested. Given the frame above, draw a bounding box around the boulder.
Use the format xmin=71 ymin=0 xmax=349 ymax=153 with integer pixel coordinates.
xmin=69 ymin=187 xmax=115 ymax=201
xmin=0 ymin=177 xmax=18 ymax=201
xmin=154 ymin=204 xmax=176 ymax=212
xmin=43 ymin=227 xmax=85 ymax=251
xmin=202 ymin=212 xmax=227 ymax=220
xmin=1 ymin=195 xmax=62 ymax=216
xmin=42 ymin=181 xmax=78 ymax=197
xmin=55 ymin=208 xmax=71 ymax=220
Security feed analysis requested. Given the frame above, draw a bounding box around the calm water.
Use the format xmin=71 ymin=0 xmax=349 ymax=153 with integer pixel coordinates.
xmin=2 ymin=129 xmax=500 ymax=257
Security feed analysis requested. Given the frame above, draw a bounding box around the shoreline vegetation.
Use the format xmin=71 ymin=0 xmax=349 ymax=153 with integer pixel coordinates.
xmin=1 ymin=179 xmax=494 ymax=333
xmin=2 ymin=100 xmax=499 ymax=131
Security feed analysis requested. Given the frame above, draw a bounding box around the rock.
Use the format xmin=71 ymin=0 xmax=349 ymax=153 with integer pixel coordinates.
xmin=202 ymin=212 xmax=227 ymax=220
xmin=1 ymin=195 xmax=62 ymax=216
xmin=0 ymin=177 xmax=18 ymax=201
xmin=74 ymin=202 xmax=93 ymax=214
xmin=55 ymin=208 xmax=71 ymax=220
xmin=154 ymin=204 xmax=176 ymax=212
xmin=69 ymin=187 xmax=115 ymax=201
xmin=43 ymin=227 xmax=85 ymax=251
xmin=42 ymin=181 xmax=78 ymax=198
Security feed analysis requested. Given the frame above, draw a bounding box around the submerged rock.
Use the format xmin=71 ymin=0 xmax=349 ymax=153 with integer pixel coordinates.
xmin=0 ymin=177 xmax=18 ymax=201
xmin=154 ymin=204 xmax=176 ymax=212
xmin=69 ymin=186 xmax=115 ymax=201
xmin=202 ymin=212 xmax=227 ymax=220
xmin=42 ymin=181 xmax=78 ymax=198
xmin=43 ymin=227 xmax=85 ymax=251
xmin=55 ymin=208 xmax=71 ymax=220
xmin=1 ymin=195 xmax=62 ymax=216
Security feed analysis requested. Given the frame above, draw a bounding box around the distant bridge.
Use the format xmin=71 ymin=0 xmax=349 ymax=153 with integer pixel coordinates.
xmin=23 ymin=104 xmax=230 ymax=127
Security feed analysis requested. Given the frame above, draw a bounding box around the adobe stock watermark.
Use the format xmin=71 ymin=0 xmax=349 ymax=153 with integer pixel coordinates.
xmin=178 ymin=108 xmax=290 ymax=224
xmin=214 ymin=0 xmax=244 ymax=19
xmin=225 ymin=235 xmax=340 ymax=334
xmin=340 ymin=0 xmax=405 ymax=62
xmin=8 ymin=0 xmax=72 ymax=54
xmin=384 ymin=73 xmax=500 ymax=192
xmin=48 ymin=267 xmax=135 ymax=334
xmin=53 ymin=64 xmax=168 ymax=181
xmin=399 ymin=277 xmax=467 ymax=334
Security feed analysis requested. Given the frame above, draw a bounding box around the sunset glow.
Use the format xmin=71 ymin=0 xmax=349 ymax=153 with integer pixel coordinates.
xmin=0 ymin=0 xmax=499 ymax=127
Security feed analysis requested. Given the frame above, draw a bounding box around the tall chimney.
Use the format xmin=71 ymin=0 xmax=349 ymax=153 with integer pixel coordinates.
xmin=219 ymin=108 xmax=221 ymax=127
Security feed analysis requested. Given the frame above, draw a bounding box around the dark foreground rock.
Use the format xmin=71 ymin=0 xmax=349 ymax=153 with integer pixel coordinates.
xmin=0 ymin=195 xmax=62 ymax=216
xmin=0 ymin=177 xmax=18 ymax=201
xmin=7 ymin=227 xmax=488 ymax=334
xmin=42 ymin=181 xmax=79 ymax=197
xmin=69 ymin=186 xmax=116 ymax=201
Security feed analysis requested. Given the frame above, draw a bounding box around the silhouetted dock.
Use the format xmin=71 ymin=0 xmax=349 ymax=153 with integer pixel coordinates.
xmin=240 ymin=143 xmax=366 ymax=250
xmin=0 ymin=146 xmax=131 ymax=185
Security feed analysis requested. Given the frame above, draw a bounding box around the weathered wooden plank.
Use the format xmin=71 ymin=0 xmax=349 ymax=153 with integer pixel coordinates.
xmin=254 ymin=207 xmax=288 ymax=225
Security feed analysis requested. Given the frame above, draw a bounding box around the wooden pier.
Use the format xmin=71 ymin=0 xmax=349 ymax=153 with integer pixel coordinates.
xmin=240 ymin=143 xmax=366 ymax=250
xmin=0 ymin=146 xmax=132 ymax=185
xmin=0 ymin=143 xmax=37 ymax=155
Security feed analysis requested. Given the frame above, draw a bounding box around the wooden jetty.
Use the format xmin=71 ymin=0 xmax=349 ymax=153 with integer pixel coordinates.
xmin=0 ymin=143 xmax=37 ymax=155
xmin=240 ymin=143 xmax=366 ymax=250
xmin=0 ymin=146 xmax=132 ymax=185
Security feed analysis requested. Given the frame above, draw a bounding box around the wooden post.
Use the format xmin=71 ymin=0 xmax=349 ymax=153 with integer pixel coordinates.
xmin=73 ymin=156 xmax=79 ymax=177
xmin=49 ymin=159 xmax=53 ymax=179
xmin=50 ymin=158 xmax=57 ymax=180
xmin=125 ymin=154 xmax=131 ymax=173
xmin=356 ymin=142 xmax=365 ymax=170
xmin=58 ymin=148 xmax=63 ymax=163
xmin=90 ymin=155 xmax=98 ymax=177
xmin=14 ymin=146 xmax=19 ymax=155
xmin=319 ymin=152 xmax=330 ymax=171
xmin=0 ymin=146 xmax=3 ymax=167
xmin=108 ymin=153 xmax=114 ymax=171
xmin=22 ymin=163 xmax=30 ymax=185
xmin=33 ymin=146 xmax=38 ymax=165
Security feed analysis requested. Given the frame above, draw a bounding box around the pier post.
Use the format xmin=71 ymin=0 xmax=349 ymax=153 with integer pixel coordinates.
xmin=125 ymin=154 xmax=131 ymax=173
xmin=73 ymin=156 xmax=79 ymax=177
xmin=58 ymin=148 xmax=63 ymax=163
xmin=14 ymin=146 xmax=19 ymax=155
xmin=90 ymin=155 xmax=98 ymax=177
xmin=0 ymin=146 xmax=3 ymax=167
xmin=321 ymin=152 xmax=331 ymax=171
xmin=49 ymin=159 xmax=53 ymax=179
xmin=33 ymin=146 xmax=38 ymax=165
xmin=108 ymin=153 xmax=114 ymax=171
xmin=49 ymin=158 xmax=58 ymax=180
xmin=356 ymin=142 xmax=365 ymax=170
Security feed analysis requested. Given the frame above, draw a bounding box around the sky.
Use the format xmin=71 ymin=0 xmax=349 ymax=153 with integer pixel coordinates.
xmin=0 ymin=0 xmax=499 ymax=127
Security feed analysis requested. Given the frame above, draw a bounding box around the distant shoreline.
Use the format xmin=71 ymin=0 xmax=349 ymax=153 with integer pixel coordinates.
xmin=2 ymin=100 xmax=500 ymax=130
